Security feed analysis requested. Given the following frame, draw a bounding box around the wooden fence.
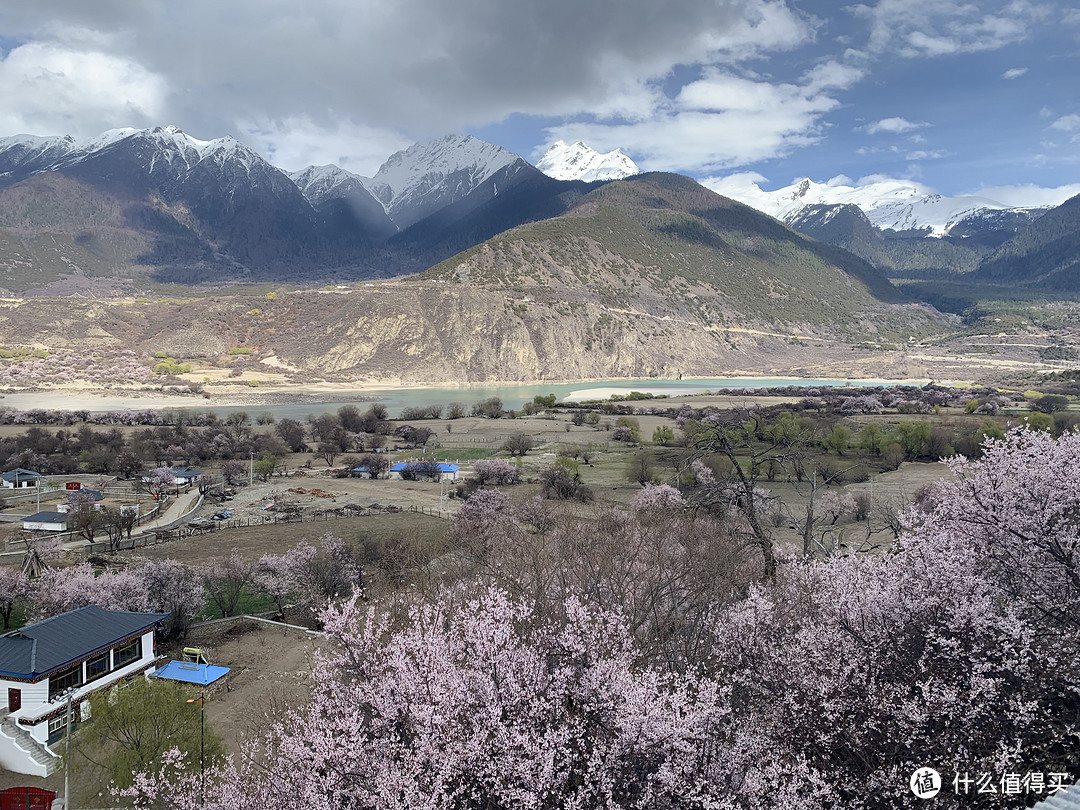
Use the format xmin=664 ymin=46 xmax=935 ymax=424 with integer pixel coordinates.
xmin=60 ymin=498 xmax=451 ymax=559
xmin=214 ymin=503 xmax=450 ymax=530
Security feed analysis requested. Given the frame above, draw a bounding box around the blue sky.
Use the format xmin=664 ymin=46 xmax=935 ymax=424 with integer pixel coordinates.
xmin=0 ymin=0 xmax=1077 ymax=206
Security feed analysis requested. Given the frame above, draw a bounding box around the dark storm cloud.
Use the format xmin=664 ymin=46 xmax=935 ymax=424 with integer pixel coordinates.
xmin=0 ymin=0 xmax=808 ymax=141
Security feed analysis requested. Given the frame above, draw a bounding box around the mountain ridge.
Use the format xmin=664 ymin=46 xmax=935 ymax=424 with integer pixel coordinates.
xmin=537 ymin=141 xmax=639 ymax=183
xmin=421 ymin=172 xmax=940 ymax=343
xmin=0 ymin=124 xmax=1072 ymax=308
xmin=0 ymin=127 xmax=556 ymax=288
xmin=722 ymin=175 xmax=1047 ymax=239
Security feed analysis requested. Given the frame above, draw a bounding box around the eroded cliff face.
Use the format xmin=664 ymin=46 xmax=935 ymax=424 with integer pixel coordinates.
xmin=288 ymin=286 xmax=743 ymax=381
xmin=0 ymin=275 xmax=949 ymax=385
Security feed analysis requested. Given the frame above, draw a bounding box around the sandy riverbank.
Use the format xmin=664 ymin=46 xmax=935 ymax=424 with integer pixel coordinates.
xmin=0 ymin=370 xmax=962 ymax=417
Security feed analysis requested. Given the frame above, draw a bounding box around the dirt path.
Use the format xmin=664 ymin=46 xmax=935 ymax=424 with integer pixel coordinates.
xmin=176 ymin=619 xmax=326 ymax=756
xmin=136 ymin=491 xmax=201 ymax=532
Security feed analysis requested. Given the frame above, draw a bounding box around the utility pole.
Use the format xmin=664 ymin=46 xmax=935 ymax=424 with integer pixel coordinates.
xmin=186 ymin=686 xmax=206 ymax=807
xmin=248 ymin=450 xmax=254 ymax=488
xmin=63 ymin=689 xmax=73 ymax=810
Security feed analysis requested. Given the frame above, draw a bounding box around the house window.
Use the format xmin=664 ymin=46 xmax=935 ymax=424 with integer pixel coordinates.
xmin=114 ymin=637 xmax=142 ymax=667
xmin=48 ymin=715 xmax=68 ymax=735
xmin=85 ymin=652 xmax=110 ymax=683
xmin=49 ymin=665 xmax=82 ymax=700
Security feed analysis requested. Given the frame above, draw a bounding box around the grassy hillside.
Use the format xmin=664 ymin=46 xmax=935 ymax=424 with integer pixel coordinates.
xmin=422 ymin=173 xmax=943 ymax=344
xmin=975 ymin=194 xmax=1080 ymax=290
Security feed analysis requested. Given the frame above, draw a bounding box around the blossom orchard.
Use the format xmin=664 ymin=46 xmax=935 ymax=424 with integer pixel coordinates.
xmin=118 ymin=428 xmax=1080 ymax=808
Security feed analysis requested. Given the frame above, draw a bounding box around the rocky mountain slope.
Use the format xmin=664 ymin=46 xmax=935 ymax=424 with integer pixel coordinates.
xmin=785 ymin=204 xmax=998 ymax=277
xmin=0 ymin=128 xmax=586 ymax=290
xmin=367 ymin=135 xmax=533 ymax=229
xmin=0 ymin=172 xmax=954 ymax=383
xmin=734 ymin=175 xmax=1059 ymax=284
xmin=0 ymin=282 xmax=943 ymax=385
xmin=288 ymin=164 xmax=397 ymax=241
xmin=411 ymin=173 xmax=951 ymax=366
xmin=784 ymin=189 xmax=1080 ymax=293
xmin=0 ymin=126 xmax=326 ymax=286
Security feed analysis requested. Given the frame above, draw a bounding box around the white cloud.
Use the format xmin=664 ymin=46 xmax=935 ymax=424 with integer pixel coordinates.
xmin=849 ymin=0 xmax=1051 ymax=58
xmin=800 ymin=60 xmax=867 ymax=93
xmin=696 ymin=0 xmax=813 ymax=58
xmin=238 ymin=117 xmax=413 ymax=176
xmin=964 ymin=182 xmax=1080 ymax=207
xmin=1049 ymin=114 xmax=1080 ymax=144
xmin=1050 ymin=114 xmax=1080 ymax=133
xmin=698 ymin=171 xmax=775 ymax=207
xmin=1001 ymin=67 xmax=1028 ymax=79
xmin=0 ymin=42 xmax=165 ymax=137
xmin=546 ymin=70 xmax=846 ymax=174
xmin=906 ymin=149 xmax=948 ymax=160
xmin=863 ymin=117 xmax=929 ymax=135
xmin=0 ymin=0 xmax=813 ymax=170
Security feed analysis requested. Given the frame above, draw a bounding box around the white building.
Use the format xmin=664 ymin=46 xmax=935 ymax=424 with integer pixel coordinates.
xmin=170 ymin=467 xmax=203 ymax=486
xmin=0 ymin=605 xmax=165 ymax=776
xmin=20 ymin=512 xmax=68 ymax=533
xmin=1 ymin=468 xmax=42 ymax=489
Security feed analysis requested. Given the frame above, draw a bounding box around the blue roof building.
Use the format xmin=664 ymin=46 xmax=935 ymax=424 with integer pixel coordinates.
xmin=388 ymin=462 xmax=460 ymax=481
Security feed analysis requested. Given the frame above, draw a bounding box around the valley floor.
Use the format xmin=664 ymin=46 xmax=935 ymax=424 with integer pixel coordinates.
xmin=0 ymin=340 xmax=1065 ymax=415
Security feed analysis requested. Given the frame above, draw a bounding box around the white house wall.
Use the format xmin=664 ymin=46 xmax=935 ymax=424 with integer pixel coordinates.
xmin=3 ymin=629 xmax=158 ymax=757
xmin=0 ymin=723 xmax=51 ymax=777
xmin=21 ymin=520 xmax=67 ymax=532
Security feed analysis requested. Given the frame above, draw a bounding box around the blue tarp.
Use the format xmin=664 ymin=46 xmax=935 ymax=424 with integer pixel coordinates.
xmin=153 ymin=660 xmax=231 ymax=685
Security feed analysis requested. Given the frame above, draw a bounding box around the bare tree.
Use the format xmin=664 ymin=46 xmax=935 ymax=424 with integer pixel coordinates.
xmin=65 ymin=490 xmax=103 ymax=542
xmin=358 ymin=453 xmax=390 ymax=479
xmin=98 ymin=507 xmax=136 ymax=552
xmin=502 ymin=433 xmax=535 ymax=457
xmin=202 ymin=551 xmax=256 ymax=617
xmin=685 ymin=410 xmax=793 ymax=580
xmin=220 ymin=459 xmax=246 ymax=486
xmin=318 ymin=443 xmax=339 ymax=467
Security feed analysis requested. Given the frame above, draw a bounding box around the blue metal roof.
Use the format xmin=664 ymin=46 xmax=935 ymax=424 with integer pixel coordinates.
xmin=389 ymin=462 xmax=460 ymax=472
xmin=169 ymin=467 xmax=203 ymax=478
xmin=153 ymin=660 xmax=231 ymax=685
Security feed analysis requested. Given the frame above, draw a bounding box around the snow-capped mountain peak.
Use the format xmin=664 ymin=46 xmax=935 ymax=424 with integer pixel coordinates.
xmin=537 ymin=140 xmax=639 ymax=182
xmin=712 ymin=175 xmax=1030 ymax=238
xmin=289 ymin=164 xmax=367 ymax=205
xmin=372 ymin=135 xmax=521 ymax=196
xmin=0 ymin=125 xmax=269 ymax=181
xmin=365 ymin=134 xmax=530 ymax=228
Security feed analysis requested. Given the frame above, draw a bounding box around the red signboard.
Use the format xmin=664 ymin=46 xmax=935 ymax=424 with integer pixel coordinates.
xmin=0 ymin=787 xmax=57 ymax=810
xmin=65 ymin=481 xmax=81 ymax=490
